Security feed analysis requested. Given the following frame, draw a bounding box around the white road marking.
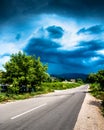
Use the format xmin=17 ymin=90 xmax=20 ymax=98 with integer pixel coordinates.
xmin=11 ymin=103 xmax=47 ymax=120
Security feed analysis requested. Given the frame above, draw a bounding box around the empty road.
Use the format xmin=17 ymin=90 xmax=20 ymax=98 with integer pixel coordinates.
xmin=0 ymin=85 xmax=88 ymax=130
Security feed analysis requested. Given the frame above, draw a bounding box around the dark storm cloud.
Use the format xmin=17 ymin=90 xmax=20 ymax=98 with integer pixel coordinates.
xmin=77 ymin=40 xmax=104 ymax=51
xmin=66 ymin=40 xmax=104 ymax=60
xmin=24 ymin=38 xmax=62 ymax=63
xmin=26 ymin=38 xmax=61 ymax=50
xmin=96 ymin=58 xmax=104 ymax=65
xmin=77 ymin=25 xmax=104 ymax=35
xmin=24 ymin=37 xmax=63 ymax=63
xmin=1 ymin=0 xmax=104 ymax=74
xmin=64 ymin=48 xmax=96 ymax=59
xmin=1 ymin=0 xmax=104 ymax=23
xmin=24 ymin=37 xmax=104 ymax=73
xmin=46 ymin=25 xmax=64 ymax=39
xmin=0 ymin=0 xmax=50 ymax=23
xmin=49 ymin=0 xmax=104 ymax=18
xmin=57 ymin=40 xmax=104 ymax=59
xmin=15 ymin=33 xmax=21 ymax=41
xmin=24 ymin=38 xmax=87 ymax=70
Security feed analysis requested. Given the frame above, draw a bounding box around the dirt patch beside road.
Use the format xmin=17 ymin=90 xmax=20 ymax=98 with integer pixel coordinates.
xmin=74 ymin=93 xmax=104 ymax=130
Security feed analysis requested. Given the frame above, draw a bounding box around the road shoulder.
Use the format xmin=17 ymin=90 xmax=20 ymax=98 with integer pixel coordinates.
xmin=74 ymin=93 xmax=104 ymax=130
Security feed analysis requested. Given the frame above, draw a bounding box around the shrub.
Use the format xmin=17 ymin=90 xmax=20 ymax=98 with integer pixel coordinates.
xmin=0 ymin=93 xmax=9 ymax=102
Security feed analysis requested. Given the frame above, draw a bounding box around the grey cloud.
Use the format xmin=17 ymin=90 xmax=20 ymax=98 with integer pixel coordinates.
xmin=24 ymin=37 xmax=104 ymax=74
xmin=46 ymin=25 xmax=64 ymax=39
xmin=1 ymin=0 xmax=104 ymax=23
xmin=15 ymin=33 xmax=21 ymax=41
xmin=24 ymin=38 xmax=61 ymax=63
xmin=77 ymin=25 xmax=104 ymax=35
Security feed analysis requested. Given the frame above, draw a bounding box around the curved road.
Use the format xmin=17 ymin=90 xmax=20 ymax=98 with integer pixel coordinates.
xmin=0 ymin=85 xmax=88 ymax=130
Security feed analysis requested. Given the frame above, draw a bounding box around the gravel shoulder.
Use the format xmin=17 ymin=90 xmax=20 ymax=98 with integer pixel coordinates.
xmin=74 ymin=92 xmax=104 ymax=130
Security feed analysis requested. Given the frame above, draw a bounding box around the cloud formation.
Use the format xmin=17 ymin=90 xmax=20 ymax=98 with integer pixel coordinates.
xmin=24 ymin=33 xmax=104 ymax=74
xmin=77 ymin=25 xmax=104 ymax=35
xmin=1 ymin=0 xmax=104 ymax=24
xmin=46 ymin=25 xmax=64 ymax=39
xmin=15 ymin=33 xmax=21 ymax=41
xmin=1 ymin=0 xmax=104 ymax=74
xmin=24 ymin=38 xmax=61 ymax=63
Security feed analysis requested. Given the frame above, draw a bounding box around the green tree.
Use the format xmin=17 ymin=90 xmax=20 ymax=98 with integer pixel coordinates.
xmin=88 ymin=70 xmax=104 ymax=90
xmin=96 ymin=70 xmax=104 ymax=90
xmin=0 ymin=70 xmax=3 ymax=84
xmin=88 ymin=73 xmax=97 ymax=83
xmin=2 ymin=51 xmax=48 ymax=93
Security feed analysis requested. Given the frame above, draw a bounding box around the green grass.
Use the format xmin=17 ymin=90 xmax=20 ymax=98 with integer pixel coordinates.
xmin=0 ymin=82 xmax=82 ymax=103
xmin=0 ymin=93 xmax=9 ymax=102
xmin=90 ymin=83 xmax=104 ymax=116
xmin=0 ymin=91 xmax=48 ymax=102
xmin=38 ymin=82 xmax=82 ymax=93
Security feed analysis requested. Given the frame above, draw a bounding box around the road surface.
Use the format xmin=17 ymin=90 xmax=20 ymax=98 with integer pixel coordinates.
xmin=0 ymin=85 xmax=88 ymax=130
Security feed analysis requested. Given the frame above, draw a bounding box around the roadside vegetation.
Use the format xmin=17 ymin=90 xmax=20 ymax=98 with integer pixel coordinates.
xmin=88 ymin=71 xmax=104 ymax=116
xmin=0 ymin=52 xmax=83 ymax=103
xmin=0 ymin=82 xmax=82 ymax=102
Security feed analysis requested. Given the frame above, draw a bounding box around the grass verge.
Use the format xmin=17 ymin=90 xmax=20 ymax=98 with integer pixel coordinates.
xmin=0 ymin=82 xmax=82 ymax=103
xmin=90 ymin=83 xmax=104 ymax=116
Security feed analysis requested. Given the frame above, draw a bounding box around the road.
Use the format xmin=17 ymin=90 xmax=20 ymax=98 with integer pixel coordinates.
xmin=0 ymin=85 xmax=88 ymax=130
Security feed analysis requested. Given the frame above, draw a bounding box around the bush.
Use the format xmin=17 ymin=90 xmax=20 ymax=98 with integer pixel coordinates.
xmin=0 ymin=93 xmax=9 ymax=102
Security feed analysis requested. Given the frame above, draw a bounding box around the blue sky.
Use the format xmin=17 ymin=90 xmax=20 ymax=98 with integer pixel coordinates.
xmin=0 ymin=0 xmax=104 ymax=74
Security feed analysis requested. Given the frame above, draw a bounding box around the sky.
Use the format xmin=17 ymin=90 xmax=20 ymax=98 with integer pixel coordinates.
xmin=0 ymin=0 xmax=104 ymax=74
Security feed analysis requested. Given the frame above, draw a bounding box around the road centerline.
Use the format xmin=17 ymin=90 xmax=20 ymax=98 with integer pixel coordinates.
xmin=11 ymin=103 xmax=47 ymax=120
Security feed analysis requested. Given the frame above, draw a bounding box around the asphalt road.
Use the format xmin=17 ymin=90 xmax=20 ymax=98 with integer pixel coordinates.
xmin=0 ymin=85 xmax=88 ymax=130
